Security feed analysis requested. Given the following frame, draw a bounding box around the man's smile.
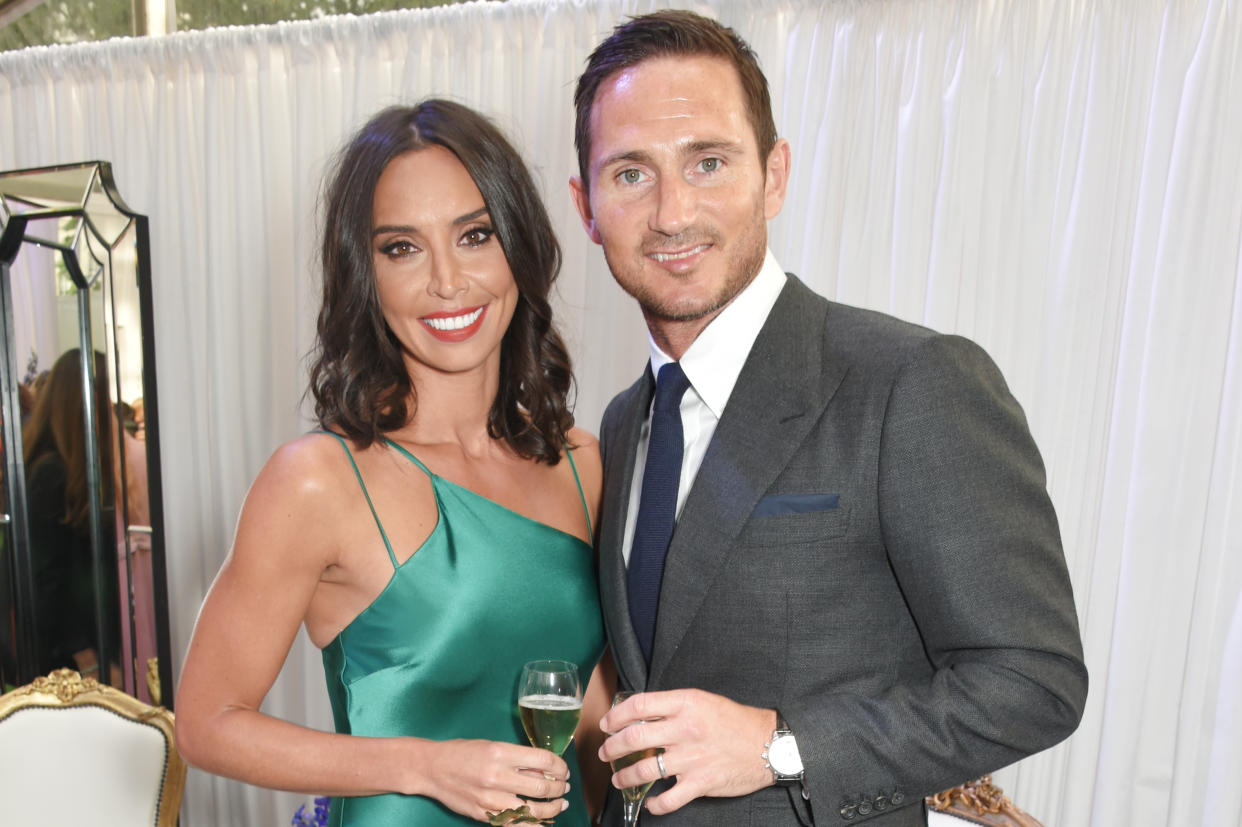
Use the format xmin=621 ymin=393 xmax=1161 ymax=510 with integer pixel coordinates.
xmin=648 ymin=244 xmax=711 ymax=263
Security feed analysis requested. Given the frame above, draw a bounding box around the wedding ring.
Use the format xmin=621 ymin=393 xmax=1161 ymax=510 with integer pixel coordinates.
xmin=656 ymin=752 xmax=668 ymax=779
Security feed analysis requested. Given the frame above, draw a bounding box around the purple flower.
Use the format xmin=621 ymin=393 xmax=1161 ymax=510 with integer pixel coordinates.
xmin=291 ymin=796 xmax=331 ymax=826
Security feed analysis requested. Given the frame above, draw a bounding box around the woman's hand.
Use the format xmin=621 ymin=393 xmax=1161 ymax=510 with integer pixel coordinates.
xmin=414 ymin=738 xmax=571 ymax=823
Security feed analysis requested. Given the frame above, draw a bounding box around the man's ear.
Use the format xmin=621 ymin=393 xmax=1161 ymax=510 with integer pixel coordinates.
xmin=569 ymin=175 xmax=602 ymax=244
xmin=763 ymin=138 xmax=792 ymax=221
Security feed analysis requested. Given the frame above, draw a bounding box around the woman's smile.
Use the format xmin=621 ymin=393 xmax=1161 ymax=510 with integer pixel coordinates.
xmin=421 ymin=306 xmax=487 ymax=341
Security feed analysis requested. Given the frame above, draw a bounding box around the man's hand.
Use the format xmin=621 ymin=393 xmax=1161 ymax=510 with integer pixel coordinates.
xmin=597 ymin=689 xmax=776 ymax=815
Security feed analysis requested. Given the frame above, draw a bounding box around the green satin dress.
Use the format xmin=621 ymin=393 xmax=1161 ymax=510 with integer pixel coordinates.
xmin=320 ymin=435 xmax=604 ymax=826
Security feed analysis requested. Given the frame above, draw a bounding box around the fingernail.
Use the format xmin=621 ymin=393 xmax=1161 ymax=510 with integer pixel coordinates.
xmin=565 ymin=782 xmax=572 ymax=793
xmin=560 ymin=800 xmax=569 ymax=812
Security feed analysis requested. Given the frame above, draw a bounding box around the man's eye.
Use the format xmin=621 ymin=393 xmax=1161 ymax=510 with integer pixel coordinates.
xmin=620 ymin=169 xmax=644 ymax=184
xmin=700 ymin=158 xmax=722 ymax=173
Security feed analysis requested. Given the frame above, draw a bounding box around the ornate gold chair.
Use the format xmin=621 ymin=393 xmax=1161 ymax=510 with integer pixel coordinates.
xmin=0 ymin=668 xmax=186 ymax=826
xmin=927 ymin=776 xmax=1046 ymax=826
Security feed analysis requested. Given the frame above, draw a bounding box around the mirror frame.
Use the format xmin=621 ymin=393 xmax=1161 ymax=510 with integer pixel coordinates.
xmin=0 ymin=161 xmax=173 ymax=707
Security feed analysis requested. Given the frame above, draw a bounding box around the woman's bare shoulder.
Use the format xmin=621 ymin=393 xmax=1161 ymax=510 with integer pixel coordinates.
xmin=566 ymin=428 xmax=600 ymax=470
xmin=234 ymin=431 xmax=363 ymax=534
xmin=258 ymin=431 xmax=355 ymax=492
xmin=565 ymin=427 xmax=602 ymax=532
xmin=566 ymin=428 xmax=600 ymax=477
xmin=567 ymin=426 xmax=600 ymax=456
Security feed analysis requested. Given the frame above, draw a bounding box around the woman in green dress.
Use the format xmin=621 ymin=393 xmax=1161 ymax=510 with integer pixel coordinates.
xmin=176 ymin=100 xmax=613 ymax=825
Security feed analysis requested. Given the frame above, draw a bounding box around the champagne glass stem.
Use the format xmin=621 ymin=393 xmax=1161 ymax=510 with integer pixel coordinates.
xmin=622 ymin=799 xmax=642 ymax=827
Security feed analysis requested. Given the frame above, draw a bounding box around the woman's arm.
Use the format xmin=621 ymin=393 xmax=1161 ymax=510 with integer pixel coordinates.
xmin=175 ymin=435 xmax=571 ymax=822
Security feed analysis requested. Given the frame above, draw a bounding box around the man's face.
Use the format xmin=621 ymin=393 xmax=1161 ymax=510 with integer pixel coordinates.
xmin=571 ymin=54 xmax=789 ymax=343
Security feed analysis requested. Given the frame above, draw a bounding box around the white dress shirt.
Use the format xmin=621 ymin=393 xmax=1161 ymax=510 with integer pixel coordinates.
xmin=622 ymin=249 xmax=787 ymax=564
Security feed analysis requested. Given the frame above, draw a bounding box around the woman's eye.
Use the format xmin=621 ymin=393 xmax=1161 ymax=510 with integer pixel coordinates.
xmin=380 ymin=240 xmax=417 ymax=258
xmin=461 ymin=227 xmax=494 ymax=247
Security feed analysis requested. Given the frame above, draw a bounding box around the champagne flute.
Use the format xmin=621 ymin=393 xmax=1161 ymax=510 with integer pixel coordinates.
xmin=488 ymin=664 xmax=581 ymax=826
xmin=610 ymin=691 xmax=665 ymax=827
xmin=517 ymin=659 xmax=583 ymax=756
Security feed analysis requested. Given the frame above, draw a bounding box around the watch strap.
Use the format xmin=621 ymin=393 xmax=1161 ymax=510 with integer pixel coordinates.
xmin=764 ymin=713 xmax=804 ymax=784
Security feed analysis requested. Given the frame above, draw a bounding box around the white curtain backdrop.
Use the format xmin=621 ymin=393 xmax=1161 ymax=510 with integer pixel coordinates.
xmin=1 ymin=0 xmax=1239 ymax=824
xmin=7 ymin=243 xmax=58 ymax=382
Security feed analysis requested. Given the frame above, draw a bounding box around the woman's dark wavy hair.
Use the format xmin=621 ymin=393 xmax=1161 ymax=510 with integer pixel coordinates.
xmin=309 ymin=99 xmax=574 ymax=464
xmin=22 ymin=349 xmax=114 ymax=533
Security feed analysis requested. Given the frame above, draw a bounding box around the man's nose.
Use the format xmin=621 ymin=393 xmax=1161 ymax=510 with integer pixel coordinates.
xmin=649 ymin=177 xmax=696 ymax=235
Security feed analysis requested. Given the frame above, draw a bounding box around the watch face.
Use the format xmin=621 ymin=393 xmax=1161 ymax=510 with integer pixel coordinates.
xmin=770 ymin=735 xmax=803 ymax=775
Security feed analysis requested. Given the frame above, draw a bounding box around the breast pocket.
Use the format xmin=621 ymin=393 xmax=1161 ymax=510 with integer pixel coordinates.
xmin=738 ymin=498 xmax=851 ymax=546
xmin=752 ymin=492 xmax=840 ymax=516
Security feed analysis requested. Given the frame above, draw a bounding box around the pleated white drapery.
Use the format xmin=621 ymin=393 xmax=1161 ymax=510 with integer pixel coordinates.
xmin=1 ymin=1 xmax=1239 ymax=824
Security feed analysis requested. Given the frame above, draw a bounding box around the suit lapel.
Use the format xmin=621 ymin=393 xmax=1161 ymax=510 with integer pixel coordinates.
xmin=648 ymin=276 xmax=847 ymax=685
xmin=597 ymin=370 xmax=654 ymax=691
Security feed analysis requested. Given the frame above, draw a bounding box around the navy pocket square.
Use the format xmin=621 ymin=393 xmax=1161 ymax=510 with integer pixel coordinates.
xmin=753 ymin=493 xmax=840 ymax=516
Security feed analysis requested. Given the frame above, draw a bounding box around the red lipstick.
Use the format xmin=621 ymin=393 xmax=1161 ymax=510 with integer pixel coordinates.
xmin=420 ymin=305 xmax=487 ymax=342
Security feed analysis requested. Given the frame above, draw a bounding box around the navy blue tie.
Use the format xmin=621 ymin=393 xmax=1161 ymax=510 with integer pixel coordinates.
xmin=629 ymin=361 xmax=692 ymax=665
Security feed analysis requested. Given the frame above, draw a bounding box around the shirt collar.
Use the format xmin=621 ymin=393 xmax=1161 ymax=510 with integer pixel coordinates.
xmin=647 ymin=248 xmax=787 ymax=418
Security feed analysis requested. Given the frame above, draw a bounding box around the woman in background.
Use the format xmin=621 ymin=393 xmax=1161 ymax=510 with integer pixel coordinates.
xmin=176 ymin=100 xmax=612 ymax=825
xmin=22 ymin=348 xmax=120 ymax=686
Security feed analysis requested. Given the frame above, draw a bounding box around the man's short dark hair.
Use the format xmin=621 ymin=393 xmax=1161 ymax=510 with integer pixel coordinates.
xmin=573 ymin=10 xmax=777 ymax=188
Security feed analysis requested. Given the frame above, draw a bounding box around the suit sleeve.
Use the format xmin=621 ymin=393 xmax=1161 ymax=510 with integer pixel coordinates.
xmin=784 ymin=334 xmax=1088 ymax=821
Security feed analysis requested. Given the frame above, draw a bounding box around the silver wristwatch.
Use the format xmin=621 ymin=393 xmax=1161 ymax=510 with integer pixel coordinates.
xmin=763 ymin=715 xmax=804 ymax=784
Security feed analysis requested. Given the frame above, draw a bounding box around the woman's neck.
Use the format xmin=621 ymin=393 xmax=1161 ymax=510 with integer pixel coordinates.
xmin=394 ymin=365 xmax=502 ymax=457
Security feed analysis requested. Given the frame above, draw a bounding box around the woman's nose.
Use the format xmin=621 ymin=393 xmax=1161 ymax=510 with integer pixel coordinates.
xmin=427 ymin=253 xmax=467 ymax=299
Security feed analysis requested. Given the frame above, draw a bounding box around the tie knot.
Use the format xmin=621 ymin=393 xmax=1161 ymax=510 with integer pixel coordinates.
xmin=653 ymin=362 xmax=691 ymax=413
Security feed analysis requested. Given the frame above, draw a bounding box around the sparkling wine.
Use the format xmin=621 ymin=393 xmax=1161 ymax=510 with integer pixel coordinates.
xmin=611 ymin=746 xmax=663 ymax=803
xmin=519 ymin=694 xmax=583 ymax=755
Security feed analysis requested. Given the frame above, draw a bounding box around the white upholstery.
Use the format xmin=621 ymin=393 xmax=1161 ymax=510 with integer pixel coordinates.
xmin=0 ymin=670 xmax=184 ymax=827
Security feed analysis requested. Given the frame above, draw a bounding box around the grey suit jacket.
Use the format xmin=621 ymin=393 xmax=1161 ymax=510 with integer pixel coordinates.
xmin=596 ymin=275 xmax=1087 ymax=826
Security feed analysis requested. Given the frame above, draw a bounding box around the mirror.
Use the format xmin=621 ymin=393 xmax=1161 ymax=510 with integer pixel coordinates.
xmin=0 ymin=162 xmax=172 ymax=706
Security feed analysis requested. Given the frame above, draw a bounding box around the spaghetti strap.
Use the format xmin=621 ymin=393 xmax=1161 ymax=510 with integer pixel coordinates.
xmin=383 ymin=438 xmax=435 ymax=477
xmin=316 ymin=430 xmax=399 ymax=570
xmin=565 ymin=446 xmax=593 ymax=540
xmin=380 ymin=435 xmax=591 ymax=542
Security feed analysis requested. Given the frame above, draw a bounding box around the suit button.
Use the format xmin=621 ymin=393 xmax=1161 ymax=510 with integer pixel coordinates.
xmin=875 ymin=794 xmax=889 ymax=811
xmin=839 ymin=800 xmax=857 ymax=820
xmin=891 ymin=790 xmax=905 ymax=805
xmin=858 ymin=799 xmax=873 ymax=815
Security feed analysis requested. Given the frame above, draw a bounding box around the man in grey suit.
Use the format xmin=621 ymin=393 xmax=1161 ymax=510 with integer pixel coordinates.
xmin=569 ymin=10 xmax=1088 ymax=826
